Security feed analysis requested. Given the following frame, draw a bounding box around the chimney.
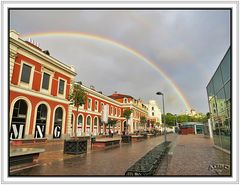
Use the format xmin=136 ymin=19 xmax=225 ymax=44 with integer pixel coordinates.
xmin=43 ymin=50 xmax=50 ymax=56
xmin=90 ymin=85 xmax=95 ymax=91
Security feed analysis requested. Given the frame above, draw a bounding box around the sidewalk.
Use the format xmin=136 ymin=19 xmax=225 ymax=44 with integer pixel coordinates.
xmin=12 ymin=134 xmax=176 ymax=175
xmin=157 ymin=134 xmax=231 ymax=176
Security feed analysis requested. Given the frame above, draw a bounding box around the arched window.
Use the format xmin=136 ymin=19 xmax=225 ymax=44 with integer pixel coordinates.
xmin=10 ymin=99 xmax=28 ymax=139
xmin=34 ymin=104 xmax=47 ymax=138
xmin=93 ymin=117 xmax=98 ymax=135
xmin=77 ymin=115 xmax=83 ymax=136
xmin=94 ymin=117 xmax=98 ymax=126
xmin=87 ymin=116 xmax=91 ymax=126
xmin=86 ymin=116 xmax=91 ymax=136
xmin=78 ymin=115 xmax=83 ymax=126
xmin=53 ymin=107 xmax=63 ymax=139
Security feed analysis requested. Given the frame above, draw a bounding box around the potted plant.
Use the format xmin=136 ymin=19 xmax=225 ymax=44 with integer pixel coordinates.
xmin=64 ymin=82 xmax=88 ymax=154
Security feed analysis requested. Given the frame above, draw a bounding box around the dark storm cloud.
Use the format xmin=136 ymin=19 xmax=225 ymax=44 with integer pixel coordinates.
xmin=10 ymin=9 xmax=230 ymax=113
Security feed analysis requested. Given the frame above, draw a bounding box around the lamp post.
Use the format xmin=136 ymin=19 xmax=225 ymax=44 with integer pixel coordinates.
xmin=156 ymin=92 xmax=166 ymax=142
xmin=175 ymin=114 xmax=178 ymax=126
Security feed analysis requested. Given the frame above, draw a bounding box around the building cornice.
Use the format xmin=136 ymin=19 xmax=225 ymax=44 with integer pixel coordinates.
xmin=10 ymin=35 xmax=77 ymax=77
xmin=10 ymin=85 xmax=70 ymax=105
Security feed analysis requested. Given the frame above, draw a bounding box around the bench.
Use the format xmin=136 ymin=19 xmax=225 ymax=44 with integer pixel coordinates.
xmin=11 ymin=138 xmax=47 ymax=146
xmin=125 ymin=141 xmax=171 ymax=176
xmin=10 ymin=148 xmax=45 ymax=173
xmin=147 ymin=134 xmax=155 ymax=138
xmin=92 ymin=138 xmax=120 ymax=149
xmin=131 ymin=135 xmax=145 ymax=142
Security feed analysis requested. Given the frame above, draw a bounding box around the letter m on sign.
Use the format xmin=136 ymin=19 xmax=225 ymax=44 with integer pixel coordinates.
xmin=10 ymin=124 xmax=25 ymax=139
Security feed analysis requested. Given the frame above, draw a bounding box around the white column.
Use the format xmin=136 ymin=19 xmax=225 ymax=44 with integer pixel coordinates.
xmin=67 ymin=105 xmax=73 ymax=138
xmin=208 ymin=119 xmax=213 ymax=138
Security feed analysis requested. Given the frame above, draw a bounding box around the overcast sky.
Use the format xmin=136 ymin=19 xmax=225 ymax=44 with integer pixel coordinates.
xmin=10 ymin=9 xmax=230 ymax=114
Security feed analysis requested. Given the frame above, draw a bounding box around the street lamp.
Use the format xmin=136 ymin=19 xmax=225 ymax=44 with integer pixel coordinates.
xmin=175 ymin=114 xmax=178 ymax=126
xmin=156 ymin=92 xmax=166 ymax=142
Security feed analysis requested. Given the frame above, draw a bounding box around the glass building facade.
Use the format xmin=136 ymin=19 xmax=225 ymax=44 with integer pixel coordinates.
xmin=206 ymin=47 xmax=231 ymax=151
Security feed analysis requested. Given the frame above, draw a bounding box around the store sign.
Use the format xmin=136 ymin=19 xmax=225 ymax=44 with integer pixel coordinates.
xmin=9 ymin=124 xmax=25 ymax=139
xmin=53 ymin=125 xmax=61 ymax=138
xmin=35 ymin=124 xmax=45 ymax=138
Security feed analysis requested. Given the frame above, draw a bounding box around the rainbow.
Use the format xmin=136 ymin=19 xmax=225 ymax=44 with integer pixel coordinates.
xmin=21 ymin=31 xmax=192 ymax=111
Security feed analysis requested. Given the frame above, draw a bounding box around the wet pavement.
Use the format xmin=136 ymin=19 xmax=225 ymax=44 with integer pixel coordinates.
xmin=165 ymin=134 xmax=231 ymax=176
xmin=11 ymin=134 xmax=231 ymax=176
xmin=12 ymin=134 xmax=176 ymax=176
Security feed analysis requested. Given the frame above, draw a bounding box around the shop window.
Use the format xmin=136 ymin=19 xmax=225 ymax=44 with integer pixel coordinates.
xmin=10 ymin=99 xmax=28 ymax=139
xmin=53 ymin=107 xmax=63 ymax=139
xmin=34 ymin=104 xmax=47 ymax=138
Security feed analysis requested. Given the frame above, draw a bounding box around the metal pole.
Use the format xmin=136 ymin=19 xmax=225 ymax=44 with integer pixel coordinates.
xmin=162 ymin=94 xmax=166 ymax=142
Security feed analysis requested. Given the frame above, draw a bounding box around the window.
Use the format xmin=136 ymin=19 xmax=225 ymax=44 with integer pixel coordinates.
xmin=95 ymin=101 xmax=98 ymax=111
xmin=207 ymin=80 xmax=215 ymax=99
xmin=124 ymin=98 xmax=128 ymax=103
xmin=20 ymin=64 xmax=32 ymax=83
xmin=152 ymin=107 xmax=154 ymax=111
xmin=220 ymin=50 xmax=230 ymax=84
xmin=152 ymin=112 xmax=154 ymax=116
xmin=58 ymin=79 xmax=65 ymax=95
xmin=224 ymin=81 xmax=230 ymax=101
xmin=10 ymin=99 xmax=28 ymax=139
xmin=35 ymin=104 xmax=47 ymax=138
xmin=53 ymin=107 xmax=63 ymax=139
xmin=110 ymin=106 xmax=113 ymax=115
xmin=101 ymin=103 xmax=104 ymax=112
xmin=78 ymin=115 xmax=83 ymax=126
xmin=216 ymin=88 xmax=226 ymax=114
xmin=42 ymin=73 xmax=50 ymax=90
xmin=213 ymin=68 xmax=223 ymax=94
xmin=94 ymin=117 xmax=98 ymax=126
xmin=88 ymin=99 xmax=92 ymax=110
xmin=118 ymin=108 xmax=121 ymax=117
xmin=87 ymin=116 xmax=91 ymax=126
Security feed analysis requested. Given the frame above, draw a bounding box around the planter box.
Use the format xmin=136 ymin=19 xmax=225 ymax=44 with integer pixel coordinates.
xmin=92 ymin=138 xmax=120 ymax=149
xmin=121 ymin=135 xmax=132 ymax=143
xmin=64 ymin=139 xmax=87 ymax=154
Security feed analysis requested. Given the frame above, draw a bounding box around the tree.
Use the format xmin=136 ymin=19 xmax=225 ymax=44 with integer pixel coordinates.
xmin=155 ymin=122 xmax=161 ymax=127
xmin=106 ymin=118 xmax=117 ymax=133
xmin=140 ymin=116 xmax=147 ymax=126
xmin=162 ymin=113 xmax=176 ymax=126
xmin=69 ymin=83 xmax=87 ymax=138
xmin=123 ymin=109 xmax=133 ymax=133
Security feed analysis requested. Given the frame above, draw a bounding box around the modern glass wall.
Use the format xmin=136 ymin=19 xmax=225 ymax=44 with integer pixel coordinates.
xmin=206 ymin=47 xmax=231 ymax=151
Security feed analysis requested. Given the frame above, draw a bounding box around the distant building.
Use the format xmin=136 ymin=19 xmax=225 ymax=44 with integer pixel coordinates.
xmin=206 ymin=47 xmax=231 ymax=152
xmin=108 ymin=93 xmax=148 ymax=132
xmin=146 ymin=100 xmax=162 ymax=127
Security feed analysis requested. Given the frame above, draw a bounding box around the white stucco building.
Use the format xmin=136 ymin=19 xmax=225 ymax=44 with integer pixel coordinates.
xmin=146 ymin=100 xmax=162 ymax=126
